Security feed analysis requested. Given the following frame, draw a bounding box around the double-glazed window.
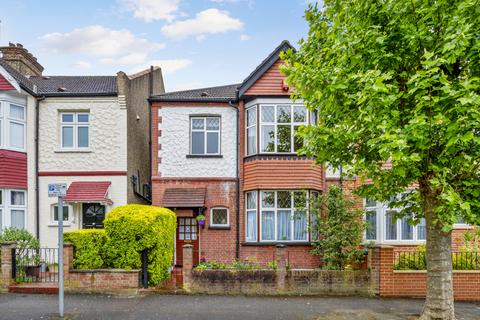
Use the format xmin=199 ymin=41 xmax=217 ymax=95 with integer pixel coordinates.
xmin=0 ymin=189 xmax=27 ymax=232
xmin=365 ymin=198 xmax=426 ymax=242
xmin=0 ymin=102 xmax=26 ymax=151
xmin=53 ymin=204 xmax=69 ymax=222
xmin=60 ymin=112 xmax=89 ymax=149
xmin=190 ymin=117 xmax=220 ymax=155
xmin=246 ymin=104 xmax=307 ymax=155
xmin=246 ymin=190 xmax=309 ymax=242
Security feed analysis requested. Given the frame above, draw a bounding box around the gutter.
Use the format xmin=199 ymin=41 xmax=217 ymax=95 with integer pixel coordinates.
xmin=35 ymin=96 xmax=45 ymax=240
xmin=229 ymin=89 xmax=240 ymax=259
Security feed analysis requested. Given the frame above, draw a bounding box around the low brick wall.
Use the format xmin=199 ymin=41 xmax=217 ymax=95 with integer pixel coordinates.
xmin=65 ymin=269 xmax=140 ymax=295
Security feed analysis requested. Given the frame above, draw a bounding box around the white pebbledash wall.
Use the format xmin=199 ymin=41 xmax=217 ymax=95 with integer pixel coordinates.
xmin=38 ymin=97 xmax=127 ymax=247
xmin=158 ymin=106 xmax=237 ymax=178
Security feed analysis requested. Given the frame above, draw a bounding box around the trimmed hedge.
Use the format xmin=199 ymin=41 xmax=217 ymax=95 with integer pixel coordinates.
xmin=104 ymin=205 xmax=176 ymax=285
xmin=64 ymin=229 xmax=107 ymax=269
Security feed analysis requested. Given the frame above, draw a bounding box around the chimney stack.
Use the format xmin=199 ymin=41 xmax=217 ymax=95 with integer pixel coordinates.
xmin=0 ymin=43 xmax=44 ymax=76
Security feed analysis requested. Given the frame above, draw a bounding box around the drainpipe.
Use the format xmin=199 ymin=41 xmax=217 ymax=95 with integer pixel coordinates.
xmin=35 ymin=96 xmax=45 ymax=240
xmin=148 ymin=66 xmax=153 ymax=200
xmin=229 ymin=90 xmax=240 ymax=259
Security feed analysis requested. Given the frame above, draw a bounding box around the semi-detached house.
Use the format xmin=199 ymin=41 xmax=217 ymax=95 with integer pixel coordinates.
xmin=0 ymin=43 xmax=163 ymax=247
xmin=151 ymin=40 xmax=474 ymax=270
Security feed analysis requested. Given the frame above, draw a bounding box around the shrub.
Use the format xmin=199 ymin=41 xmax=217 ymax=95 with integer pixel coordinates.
xmin=195 ymin=258 xmax=227 ymax=270
xmin=0 ymin=227 xmax=39 ymax=251
xmin=103 ymin=204 xmax=176 ymax=285
xmin=64 ymin=229 xmax=107 ymax=269
xmin=394 ymin=246 xmax=427 ymax=270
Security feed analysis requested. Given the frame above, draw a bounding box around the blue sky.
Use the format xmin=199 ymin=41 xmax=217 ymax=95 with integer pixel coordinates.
xmin=1 ymin=0 xmax=316 ymax=91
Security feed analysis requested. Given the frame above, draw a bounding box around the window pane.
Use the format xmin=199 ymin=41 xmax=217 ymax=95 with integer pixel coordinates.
xmin=247 ymin=127 xmax=256 ymax=155
xmin=191 ymin=131 xmax=205 ymax=154
xmin=277 ymin=105 xmax=291 ymax=123
xmin=0 ymin=190 xmax=2 ymax=205
xmin=77 ymin=114 xmax=89 ymax=122
xmin=277 ymin=125 xmax=291 ymax=152
xmin=54 ymin=206 xmax=69 ymax=221
xmin=277 ymin=191 xmax=291 ymax=208
xmin=10 ymin=122 xmax=24 ymax=149
xmin=78 ymin=127 xmax=89 ymax=148
xmin=277 ymin=210 xmax=291 ymax=241
xmin=261 ymin=191 xmax=274 ymax=208
xmin=293 ymin=106 xmax=306 ymax=122
xmin=247 ymin=107 xmax=256 ymax=127
xmin=10 ymin=105 xmax=25 ymax=120
xmin=293 ymin=191 xmax=307 ymax=209
xmin=365 ymin=198 xmax=376 ymax=207
xmin=294 ymin=210 xmax=307 ymax=240
xmin=11 ymin=210 xmax=25 ymax=229
xmin=206 ymin=117 xmax=219 ymax=130
xmin=62 ymin=114 xmax=74 ymax=122
xmin=246 ymin=210 xmax=257 ymax=241
xmin=206 ymin=132 xmax=219 ymax=154
xmin=261 ymin=125 xmax=275 ymax=152
xmin=246 ymin=191 xmax=257 ymax=209
xmin=192 ymin=118 xmax=204 ymax=130
xmin=11 ymin=191 xmax=25 ymax=206
xmin=261 ymin=106 xmax=275 ymax=122
xmin=385 ymin=210 xmax=397 ymax=240
xmin=211 ymin=208 xmax=228 ymax=225
xmin=365 ymin=211 xmax=377 ymax=240
xmin=62 ymin=126 xmax=74 ymax=148
xmin=261 ymin=211 xmax=275 ymax=240
xmin=417 ymin=218 xmax=426 ymax=240
xmin=294 ymin=126 xmax=304 ymax=151
xmin=0 ymin=209 xmax=2 ymax=233
xmin=401 ymin=215 xmax=414 ymax=240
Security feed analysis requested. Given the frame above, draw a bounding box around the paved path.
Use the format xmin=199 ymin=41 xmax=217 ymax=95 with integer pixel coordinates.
xmin=0 ymin=293 xmax=479 ymax=320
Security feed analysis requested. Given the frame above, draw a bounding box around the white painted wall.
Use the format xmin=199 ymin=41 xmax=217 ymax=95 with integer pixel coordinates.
xmin=38 ymin=175 xmax=127 ymax=247
xmin=158 ymin=106 xmax=237 ymax=178
xmin=38 ymin=97 xmax=127 ymax=172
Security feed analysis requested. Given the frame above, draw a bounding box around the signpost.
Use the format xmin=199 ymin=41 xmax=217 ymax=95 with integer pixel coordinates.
xmin=48 ymin=183 xmax=67 ymax=317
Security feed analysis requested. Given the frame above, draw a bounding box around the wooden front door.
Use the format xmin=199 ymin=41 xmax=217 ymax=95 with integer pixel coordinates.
xmin=82 ymin=203 xmax=106 ymax=229
xmin=176 ymin=217 xmax=199 ymax=266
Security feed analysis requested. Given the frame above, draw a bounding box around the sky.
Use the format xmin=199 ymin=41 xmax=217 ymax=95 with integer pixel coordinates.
xmin=0 ymin=0 xmax=317 ymax=92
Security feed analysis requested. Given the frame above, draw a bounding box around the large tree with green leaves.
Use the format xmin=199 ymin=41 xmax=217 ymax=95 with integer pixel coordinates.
xmin=282 ymin=1 xmax=480 ymax=319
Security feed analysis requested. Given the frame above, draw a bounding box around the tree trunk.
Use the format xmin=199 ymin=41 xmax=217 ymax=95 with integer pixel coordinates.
xmin=419 ymin=182 xmax=455 ymax=320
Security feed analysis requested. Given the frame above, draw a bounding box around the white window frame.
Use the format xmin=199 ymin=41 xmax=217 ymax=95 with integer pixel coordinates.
xmin=245 ymin=191 xmax=258 ymax=241
xmin=60 ymin=112 xmax=90 ymax=150
xmin=190 ymin=116 xmax=221 ymax=155
xmin=259 ymin=104 xmax=307 ymax=154
xmin=210 ymin=207 xmax=230 ymax=227
xmin=0 ymin=190 xmax=3 ymax=232
xmin=51 ymin=203 xmax=72 ymax=224
xmin=1 ymin=189 xmax=27 ymax=230
xmin=0 ymin=101 xmax=26 ymax=152
xmin=245 ymin=106 xmax=257 ymax=156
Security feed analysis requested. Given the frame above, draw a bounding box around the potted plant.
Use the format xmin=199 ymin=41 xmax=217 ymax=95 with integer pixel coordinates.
xmin=196 ymin=214 xmax=206 ymax=226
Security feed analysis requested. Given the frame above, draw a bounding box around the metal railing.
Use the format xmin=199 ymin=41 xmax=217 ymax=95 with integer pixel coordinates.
xmin=394 ymin=251 xmax=480 ymax=270
xmin=12 ymin=247 xmax=59 ymax=283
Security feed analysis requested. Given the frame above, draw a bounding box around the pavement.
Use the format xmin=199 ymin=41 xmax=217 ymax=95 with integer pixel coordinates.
xmin=0 ymin=293 xmax=479 ymax=320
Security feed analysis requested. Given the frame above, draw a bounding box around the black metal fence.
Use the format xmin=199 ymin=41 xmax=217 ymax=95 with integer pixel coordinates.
xmin=12 ymin=247 xmax=59 ymax=283
xmin=394 ymin=250 xmax=480 ymax=270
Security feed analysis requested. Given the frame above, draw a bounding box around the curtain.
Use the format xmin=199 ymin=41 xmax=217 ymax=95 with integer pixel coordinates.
xmin=11 ymin=191 xmax=25 ymax=206
xmin=366 ymin=211 xmax=377 ymax=240
xmin=11 ymin=209 xmax=25 ymax=229
xmin=401 ymin=215 xmax=413 ymax=240
xmin=246 ymin=210 xmax=257 ymax=241
xmin=417 ymin=218 xmax=426 ymax=240
xmin=261 ymin=211 xmax=275 ymax=240
xmin=385 ymin=211 xmax=397 ymax=240
xmin=294 ymin=210 xmax=307 ymax=240
xmin=277 ymin=210 xmax=291 ymax=241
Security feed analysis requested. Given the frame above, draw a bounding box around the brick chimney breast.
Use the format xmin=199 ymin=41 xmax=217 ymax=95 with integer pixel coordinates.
xmin=0 ymin=43 xmax=44 ymax=76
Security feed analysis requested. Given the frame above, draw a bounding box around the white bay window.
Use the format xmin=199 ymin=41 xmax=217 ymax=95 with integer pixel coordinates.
xmin=0 ymin=101 xmax=26 ymax=151
xmin=0 ymin=189 xmax=27 ymax=231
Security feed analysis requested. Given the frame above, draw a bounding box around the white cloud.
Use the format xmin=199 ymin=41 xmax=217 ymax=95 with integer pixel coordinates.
xmin=130 ymin=59 xmax=192 ymax=75
xmin=161 ymin=8 xmax=243 ymax=39
xmin=240 ymin=34 xmax=250 ymax=41
xmin=100 ymin=53 xmax=148 ymax=65
xmin=71 ymin=61 xmax=91 ymax=69
xmin=120 ymin=0 xmax=181 ymax=22
xmin=39 ymin=25 xmax=164 ymax=58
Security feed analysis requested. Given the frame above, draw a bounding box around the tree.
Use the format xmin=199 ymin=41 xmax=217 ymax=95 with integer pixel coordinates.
xmin=282 ymin=1 xmax=480 ymax=319
xmin=311 ymin=185 xmax=365 ymax=270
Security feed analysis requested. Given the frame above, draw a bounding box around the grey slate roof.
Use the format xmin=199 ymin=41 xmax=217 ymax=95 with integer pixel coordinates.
xmin=150 ymin=83 xmax=239 ymax=102
xmin=0 ymin=59 xmax=37 ymax=95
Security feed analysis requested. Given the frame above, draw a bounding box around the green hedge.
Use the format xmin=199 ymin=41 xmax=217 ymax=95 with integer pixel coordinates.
xmin=103 ymin=204 xmax=176 ymax=285
xmin=64 ymin=229 xmax=107 ymax=269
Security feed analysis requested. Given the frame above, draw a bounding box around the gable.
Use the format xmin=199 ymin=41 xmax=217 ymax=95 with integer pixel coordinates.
xmin=0 ymin=73 xmax=16 ymax=91
xmin=244 ymin=59 xmax=290 ymax=96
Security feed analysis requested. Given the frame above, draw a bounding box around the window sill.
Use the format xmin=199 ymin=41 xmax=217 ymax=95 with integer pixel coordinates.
xmin=48 ymin=222 xmax=72 ymax=227
xmin=186 ymin=154 xmax=223 ymax=158
xmin=208 ymin=225 xmax=230 ymax=230
xmin=55 ymin=149 xmax=92 ymax=153
xmin=241 ymin=241 xmax=311 ymax=246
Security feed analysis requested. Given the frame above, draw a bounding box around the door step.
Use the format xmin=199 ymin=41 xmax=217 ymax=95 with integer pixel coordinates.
xmin=9 ymin=283 xmax=59 ymax=294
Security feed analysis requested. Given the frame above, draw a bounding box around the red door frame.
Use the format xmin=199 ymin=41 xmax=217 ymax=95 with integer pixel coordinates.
xmin=175 ymin=217 xmax=200 ymax=267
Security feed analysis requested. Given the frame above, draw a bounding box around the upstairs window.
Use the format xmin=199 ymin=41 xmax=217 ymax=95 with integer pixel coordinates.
xmin=61 ymin=112 xmax=89 ymax=149
xmin=246 ymin=106 xmax=257 ymax=155
xmin=190 ymin=116 xmax=220 ymax=155
xmin=0 ymin=102 xmax=26 ymax=151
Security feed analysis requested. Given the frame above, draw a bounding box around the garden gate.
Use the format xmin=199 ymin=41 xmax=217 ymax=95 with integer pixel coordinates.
xmin=12 ymin=247 xmax=59 ymax=283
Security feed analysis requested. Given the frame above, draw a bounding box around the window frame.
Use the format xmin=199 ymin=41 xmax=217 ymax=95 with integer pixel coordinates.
xmin=52 ymin=203 xmax=71 ymax=223
xmin=2 ymin=189 xmax=27 ymax=230
xmin=0 ymin=101 xmax=27 ymax=152
xmin=60 ymin=112 xmax=90 ymax=150
xmin=245 ymin=191 xmax=258 ymax=241
xmin=189 ymin=116 xmax=221 ymax=155
xmin=209 ymin=207 xmax=230 ymax=228
xmin=245 ymin=106 xmax=257 ymax=156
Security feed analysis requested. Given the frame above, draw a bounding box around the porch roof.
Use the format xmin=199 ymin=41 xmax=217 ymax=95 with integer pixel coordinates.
xmin=63 ymin=181 xmax=112 ymax=205
xmin=162 ymin=188 xmax=206 ymax=208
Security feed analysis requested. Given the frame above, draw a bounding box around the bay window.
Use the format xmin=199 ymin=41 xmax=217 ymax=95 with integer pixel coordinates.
xmin=0 ymin=101 xmax=26 ymax=151
xmin=60 ymin=112 xmax=89 ymax=149
xmin=0 ymin=189 xmax=27 ymax=231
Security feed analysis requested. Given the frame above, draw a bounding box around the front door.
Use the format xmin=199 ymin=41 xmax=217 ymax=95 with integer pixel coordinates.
xmin=176 ymin=217 xmax=199 ymax=266
xmin=82 ymin=203 xmax=106 ymax=228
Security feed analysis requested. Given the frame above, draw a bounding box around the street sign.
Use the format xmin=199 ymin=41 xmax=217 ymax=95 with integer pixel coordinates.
xmin=48 ymin=183 xmax=67 ymax=197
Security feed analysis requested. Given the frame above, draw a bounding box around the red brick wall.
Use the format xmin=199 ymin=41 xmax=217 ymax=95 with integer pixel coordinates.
xmin=239 ymin=246 xmax=321 ymax=268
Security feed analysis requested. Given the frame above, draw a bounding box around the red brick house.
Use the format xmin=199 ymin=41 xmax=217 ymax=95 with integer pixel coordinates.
xmin=150 ymin=40 xmax=475 ymax=269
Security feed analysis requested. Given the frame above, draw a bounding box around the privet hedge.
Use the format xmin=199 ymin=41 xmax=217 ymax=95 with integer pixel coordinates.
xmin=104 ymin=205 xmax=176 ymax=285
xmin=64 ymin=205 xmax=176 ymax=286
xmin=64 ymin=229 xmax=107 ymax=269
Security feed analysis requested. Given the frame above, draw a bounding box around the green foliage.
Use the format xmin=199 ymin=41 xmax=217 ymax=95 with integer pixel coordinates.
xmin=231 ymin=260 xmax=255 ymax=270
xmin=394 ymin=245 xmax=427 ymax=270
xmin=195 ymin=259 xmax=227 ymax=270
xmin=64 ymin=229 xmax=107 ymax=269
xmin=311 ymin=185 xmax=365 ymax=269
xmin=282 ymin=0 xmax=480 ymax=229
xmin=0 ymin=228 xmax=39 ymax=251
xmin=103 ymin=205 xmax=176 ymax=285
xmin=267 ymin=260 xmax=277 ymax=271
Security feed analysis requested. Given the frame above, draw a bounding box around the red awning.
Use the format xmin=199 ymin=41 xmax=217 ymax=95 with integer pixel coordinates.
xmin=162 ymin=188 xmax=206 ymax=208
xmin=63 ymin=181 xmax=112 ymax=205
